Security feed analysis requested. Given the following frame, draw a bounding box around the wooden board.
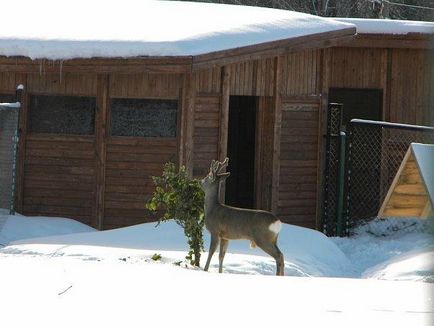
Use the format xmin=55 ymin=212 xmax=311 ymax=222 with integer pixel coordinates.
xmin=276 ymin=102 xmax=320 ymax=229
xmin=378 ymin=147 xmax=432 ymax=218
xmin=103 ymin=138 xmax=178 ymax=228
xmin=192 ymin=95 xmax=221 ymax=178
xmin=22 ymin=135 xmax=97 ymax=225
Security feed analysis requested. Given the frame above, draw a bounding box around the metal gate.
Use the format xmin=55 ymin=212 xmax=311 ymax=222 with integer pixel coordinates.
xmin=321 ymin=103 xmax=343 ymax=236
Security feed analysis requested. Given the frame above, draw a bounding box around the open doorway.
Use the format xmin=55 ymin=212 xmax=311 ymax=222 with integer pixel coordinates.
xmin=329 ymin=88 xmax=383 ymax=129
xmin=225 ymin=96 xmax=257 ymax=209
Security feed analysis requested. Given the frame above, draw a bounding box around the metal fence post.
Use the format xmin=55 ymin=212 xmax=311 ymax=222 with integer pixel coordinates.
xmin=336 ymin=131 xmax=346 ymax=237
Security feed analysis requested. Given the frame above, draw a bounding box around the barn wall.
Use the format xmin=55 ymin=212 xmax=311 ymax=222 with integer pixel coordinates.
xmin=0 ymin=44 xmax=431 ymax=231
xmin=192 ymin=95 xmax=221 ymax=179
xmin=277 ymin=101 xmax=320 ymax=229
xmin=389 ymin=49 xmax=433 ymax=125
xmin=327 ymin=47 xmax=433 ymax=126
xmin=281 ymin=49 xmax=321 ymax=97
xmin=22 ymin=73 xmax=98 ymax=225
xmin=328 ymin=47 xmax=387 ymax=89
xmin=103 ymin=73 xmax=182 ymax=228
xmin=0 ymin=71 xmax=183 ymax=229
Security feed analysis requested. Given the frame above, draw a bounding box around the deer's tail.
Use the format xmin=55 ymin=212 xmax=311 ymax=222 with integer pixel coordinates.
xmin=268 ymin=220 xmax=282 ymax=234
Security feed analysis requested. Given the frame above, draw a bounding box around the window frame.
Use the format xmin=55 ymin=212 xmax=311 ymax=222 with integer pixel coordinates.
xmin=27 ymin=93 xmax=97 ymax=137
xmin=108 ymin=95 xmax=180 ymax=141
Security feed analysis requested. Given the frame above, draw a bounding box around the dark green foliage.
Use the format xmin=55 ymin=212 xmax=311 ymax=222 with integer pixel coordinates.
xmin=146 ymin=162 xmax=205 ymax=267
xmin=151 ymin=253 xmax=162 ymax=261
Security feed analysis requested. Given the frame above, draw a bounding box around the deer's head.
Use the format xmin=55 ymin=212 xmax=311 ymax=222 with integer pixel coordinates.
xmin=201 ymin=158 xmax=230 ymax=192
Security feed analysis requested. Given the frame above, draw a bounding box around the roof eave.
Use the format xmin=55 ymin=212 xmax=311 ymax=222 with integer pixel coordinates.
xmin=191 ymin=26 xmax=357 ymax=71
xmin=344 ymin=33 xmax=434 ymax=49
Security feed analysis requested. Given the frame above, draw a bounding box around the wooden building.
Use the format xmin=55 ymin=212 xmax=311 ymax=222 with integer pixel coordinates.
xmin=0 ymin=2 xmax=433 ymax=230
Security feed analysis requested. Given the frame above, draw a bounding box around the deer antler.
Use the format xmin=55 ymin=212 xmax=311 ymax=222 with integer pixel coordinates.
xmin=208 ymin=158 xmax=229 ymax=181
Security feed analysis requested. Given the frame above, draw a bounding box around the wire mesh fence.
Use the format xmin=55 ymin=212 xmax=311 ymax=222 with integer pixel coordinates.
xmin=0 ymin=88 xmax=22 ymax=214
xmin=344 ymin=120 xmax=434 ymax=233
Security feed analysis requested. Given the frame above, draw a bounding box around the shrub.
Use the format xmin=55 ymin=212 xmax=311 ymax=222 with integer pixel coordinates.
xmin=146 ymin=162 xmax=205 ymax=266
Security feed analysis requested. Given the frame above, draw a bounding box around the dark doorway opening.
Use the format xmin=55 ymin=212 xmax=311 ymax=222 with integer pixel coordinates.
xmin=328 ymin=88 xmax=383 ymax=231
xmin=225 ymin=96 xmax=257 ymax=209
xmin=329 ymin=88 xmax=383 ymax=129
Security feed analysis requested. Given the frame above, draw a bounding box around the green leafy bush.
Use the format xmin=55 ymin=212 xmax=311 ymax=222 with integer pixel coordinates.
xmin=146 ymin=162 xmax=205 ymax=266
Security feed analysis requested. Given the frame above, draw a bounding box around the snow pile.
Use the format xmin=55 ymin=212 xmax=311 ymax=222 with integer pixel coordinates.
xmin=334 ymin=18 xmax=434 ymax=35
xmin=0 ymin=210 xmax=94 ymax=247
xmin=4 ymin=216 xmax=355 ymax=278
xmin=0 ymin=0 xmax=355 ymax=60
xmin=333 ymin=218 xmax=434 ymax=282
xmin=1 ymin=211 xmax=432 ymax=281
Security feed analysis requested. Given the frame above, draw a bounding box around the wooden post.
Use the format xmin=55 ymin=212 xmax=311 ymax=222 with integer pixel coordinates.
xmin=271 ymin=56 xmax=282 ymax=214
xmin=218 ymin=66 xmax=231 ymax=203
xmin=15 ymin=73 xmax=27 ymax=214
xmin=316 ymin=48 xmax=332 ymax=230
xmin=181 ymin=72 xmax=196 ymax=176
xmin=95 ymin=74 xmax=109 ymax=230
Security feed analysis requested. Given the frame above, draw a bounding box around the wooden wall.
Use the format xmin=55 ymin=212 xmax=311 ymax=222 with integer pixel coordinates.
xmin=21 ymin=73 xmax=97 ymax=225
xmin=192 ymin=95 xmax=220 ymax=179
xmin=327 ymin=47 xmax=434 ymax=126
xmin=276 ymin=101 xmax=320 ymax=228
xmin=23 ymin=135 xmax=96 ymax=225
xmin=0 ymin=71 xmax=183 ymax=229
xmin=104 ymin=138 xmax=177 ymax=229
xmin=0 ymin=44 xmax=431 ymax=231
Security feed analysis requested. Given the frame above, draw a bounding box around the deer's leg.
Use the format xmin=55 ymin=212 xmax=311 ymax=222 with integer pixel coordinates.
xmin=218 ymin=238 xmax=229 ymax=273
xmin=256 ymin=241 xmax=285 ymax=276
xmin=204 ymin=234 xmax=219 ymax=272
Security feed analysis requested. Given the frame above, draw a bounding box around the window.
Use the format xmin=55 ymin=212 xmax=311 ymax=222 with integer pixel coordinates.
xmin=0 ymin=94 xmax=15 ymax=103
xmin=29 ymin=95 xmax=96 ymax=135
xmin=110 ymin=98 xmax=178 ymax=137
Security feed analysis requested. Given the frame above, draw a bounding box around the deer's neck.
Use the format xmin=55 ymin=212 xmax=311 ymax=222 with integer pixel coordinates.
xmin=204 ymin=187 xmax=221 ymax=216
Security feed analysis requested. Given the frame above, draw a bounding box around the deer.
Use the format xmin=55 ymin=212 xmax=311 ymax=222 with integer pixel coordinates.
xmin=200 ymin=158 xmax=285 ymax=276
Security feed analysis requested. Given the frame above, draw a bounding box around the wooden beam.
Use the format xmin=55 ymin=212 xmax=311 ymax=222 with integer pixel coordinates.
xmin=345 ymin=34 xmax=434 ymax=49
xmin=180 ymin=72 xmax=196 ymax=176
xmin=316 ymin=48 xmax=332 ymax=230
xmin=218 ymin=66 xmax=231 ymax=162
xmin=271 ymin=56 xmax=283 ymax=214
xmin=218 ymin=66 xmax=231 ymax=203
xmin=15 ymin=73 xmax=28 ymax=214
xmin=0 ymin=56 xmax=193 ymax=74
xmin=192 ymin=28 xmax=356 ymax=71
xmin=95 ymin=74 xmax=109 ymax=230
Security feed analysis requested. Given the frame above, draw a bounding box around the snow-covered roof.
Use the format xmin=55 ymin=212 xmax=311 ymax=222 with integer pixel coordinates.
xmin=0 ymin=0 xmax=355 ymax=60
xmin=411 ymin=143 xmax=434 ymax=206
xmin=334 ymin=18 xmax=434 ymax=35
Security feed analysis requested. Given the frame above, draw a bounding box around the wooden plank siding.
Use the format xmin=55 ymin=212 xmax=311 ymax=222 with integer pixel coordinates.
xmin=0 ymin=42 xmax=432 ymax=231
xmin=281 ymin=49 xmax=321 ymax=96
xmin=277 ymin=102 xmax=320 ymax=229
xmin=192 ymin=95 xmax=220 ymax=179
xmin=103 ymin=138 xmax=178 ymax=229
xmin=23 ymin=135 xmax=97 ymax=225
xmin=109 ymin=73 xmax=183 ymax=99
xmin=389 ymin=49 xmax=433 ymax=125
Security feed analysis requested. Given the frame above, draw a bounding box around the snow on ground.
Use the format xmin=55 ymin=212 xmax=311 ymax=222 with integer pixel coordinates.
xmin=0 ymin=0 xmax=355 ymax=60
xmin=0 ymin=210 xmax=94 ymax=246
xmin=2 ymin=213 xmax=355 ymax=278
xmin=0 ymin=212 xmax=433 ymax=325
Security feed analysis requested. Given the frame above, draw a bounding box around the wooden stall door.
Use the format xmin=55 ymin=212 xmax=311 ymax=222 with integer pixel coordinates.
xmin=277 ymin=102 xmax=320 ymax=228
xmin=104 ymin=137 xmax=177 ymax=229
